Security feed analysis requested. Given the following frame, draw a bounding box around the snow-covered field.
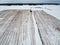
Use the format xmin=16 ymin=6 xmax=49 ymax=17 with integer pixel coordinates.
xmin=0 ymin=5 xmax=60 ymax=45
xmin=0 ymin=5 xmax=60 ymax=20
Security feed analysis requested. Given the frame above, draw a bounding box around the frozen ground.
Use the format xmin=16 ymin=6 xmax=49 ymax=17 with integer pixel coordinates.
xmin=0 ymin=5 xmax=60 ymax=20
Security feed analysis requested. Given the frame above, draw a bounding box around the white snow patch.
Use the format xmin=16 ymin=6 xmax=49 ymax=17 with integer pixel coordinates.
xmin=32 ymin=10 xmax=43 ymax=45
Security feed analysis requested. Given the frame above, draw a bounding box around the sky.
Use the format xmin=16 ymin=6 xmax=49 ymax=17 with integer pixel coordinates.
xmin=0 ymin=0 xmax=60 ymax=3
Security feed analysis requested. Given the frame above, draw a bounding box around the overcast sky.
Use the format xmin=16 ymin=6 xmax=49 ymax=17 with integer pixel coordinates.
xmin=0 ymin=0 xmax=60 ymax=3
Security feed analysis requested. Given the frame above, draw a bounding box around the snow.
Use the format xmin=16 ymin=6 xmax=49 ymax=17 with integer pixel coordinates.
xmin=41 ymin=5 xmax=60 ymax=20
xmin=0 ymin=5 xmax=60 ymax=45
xmin=0 ymin=5 xmax=60 ymax=20
xmin=32 ymin=11 xmax=43 ymax=45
